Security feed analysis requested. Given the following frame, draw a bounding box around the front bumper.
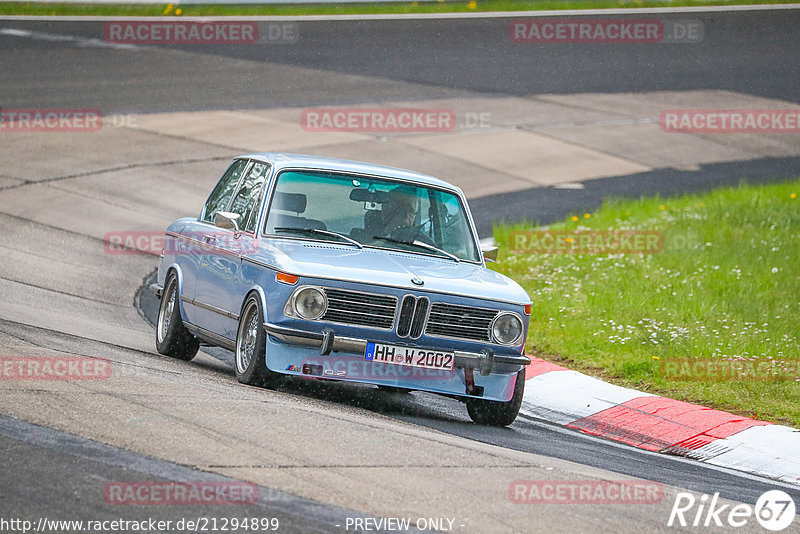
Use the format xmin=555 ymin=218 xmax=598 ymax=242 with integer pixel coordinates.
xmin=263 ymin=322 xmax=530 ymax=377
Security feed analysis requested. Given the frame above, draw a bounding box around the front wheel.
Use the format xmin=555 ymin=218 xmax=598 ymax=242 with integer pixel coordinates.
xmin=235 ymin=295 xmax=278 ymax=387
xmin=465 ymin=369 xmax=525 ymax=427
xmin=156 ymin=273 xmax=200 ymax=361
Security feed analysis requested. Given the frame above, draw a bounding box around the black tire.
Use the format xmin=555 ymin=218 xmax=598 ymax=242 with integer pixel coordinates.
xmin=156 ymin=273 xmax=200 ymax=361
xmin=466 ymin=369 xmax=525 ymax=427
xmin=234 ymin=295 xmax=278 ymax=387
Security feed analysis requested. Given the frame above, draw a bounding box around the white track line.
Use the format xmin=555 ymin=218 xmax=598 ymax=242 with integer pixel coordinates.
xmin=1 ymin=4 xmax=799 ymax=22
xmin=0 ymin=27 xmax=142 ymax=49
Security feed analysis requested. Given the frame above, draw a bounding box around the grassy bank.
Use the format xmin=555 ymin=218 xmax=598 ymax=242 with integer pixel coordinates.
xmin=491 ymin=179 xmax=800 ymax=426
xmin=1 ymin=0 xmax=797 ymax=17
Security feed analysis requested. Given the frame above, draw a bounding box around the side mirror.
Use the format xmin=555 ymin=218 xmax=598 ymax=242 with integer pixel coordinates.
xmin=481 ymin=245 xmax=499 ymax=263
xmin=214 ymin=211 xmax=241 ymax=232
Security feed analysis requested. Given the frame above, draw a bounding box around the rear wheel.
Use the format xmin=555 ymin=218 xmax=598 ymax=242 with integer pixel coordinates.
xmin=156 ymin=273 xmax=200 ymax=361
xmin=465 ymin=369 xmax=525 ymax=427
xmin=235 ymin=295 xmax=278 ymax=387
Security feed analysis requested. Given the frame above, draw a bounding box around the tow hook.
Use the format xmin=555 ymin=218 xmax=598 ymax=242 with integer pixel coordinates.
xmin=464 ymin=367 xmax=484 ymax=397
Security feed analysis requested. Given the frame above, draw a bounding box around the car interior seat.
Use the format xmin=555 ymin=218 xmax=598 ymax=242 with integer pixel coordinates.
xmin=267 ymin=192 xmax=326 ymax=232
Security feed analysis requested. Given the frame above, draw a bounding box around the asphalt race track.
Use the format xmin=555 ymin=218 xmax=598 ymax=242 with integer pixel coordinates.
xmin=3 ymin=10 xmax=800 ymax=110
xmin=138 ymin=277 xmax=800 ymax=507
xmin=1 ymin=7 xmax=799 ymax=533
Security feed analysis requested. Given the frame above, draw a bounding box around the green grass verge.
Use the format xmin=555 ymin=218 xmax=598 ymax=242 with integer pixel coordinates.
xmin=0 ymin=0 xmax=797 ymax=17
xmin=490 ymin=179 xmax=800 ymax=426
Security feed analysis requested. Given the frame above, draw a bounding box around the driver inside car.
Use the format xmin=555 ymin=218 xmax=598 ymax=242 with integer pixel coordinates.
xmin=382 ymin=186 xmax=418 ymax=235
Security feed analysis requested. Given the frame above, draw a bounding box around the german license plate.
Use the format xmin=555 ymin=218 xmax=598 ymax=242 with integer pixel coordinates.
xmin=365 ymin=342 xmax=454 ymax=371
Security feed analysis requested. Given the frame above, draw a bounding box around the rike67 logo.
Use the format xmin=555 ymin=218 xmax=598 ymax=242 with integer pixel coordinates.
xmin=668 ymin=490 xmax=796 ymax=531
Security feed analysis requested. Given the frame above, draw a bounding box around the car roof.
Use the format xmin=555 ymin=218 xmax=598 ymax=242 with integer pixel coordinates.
xmin=239 ymin=153 xmax=459 ymax=192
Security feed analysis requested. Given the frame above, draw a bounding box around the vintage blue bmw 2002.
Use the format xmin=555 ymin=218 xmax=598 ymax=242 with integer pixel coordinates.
xmin=153 ymin=154 xmax=531 ymax=426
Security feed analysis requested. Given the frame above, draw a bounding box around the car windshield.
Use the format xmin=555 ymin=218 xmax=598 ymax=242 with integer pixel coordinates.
xmin=264 ymin=170 xmax=481 ymax=263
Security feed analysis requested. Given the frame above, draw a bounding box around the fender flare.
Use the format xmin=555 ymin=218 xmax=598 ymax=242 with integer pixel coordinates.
xmin=163 ymin=263 xmax=189 ymax=320
xmin=240 ymin=284 xmax=269 ymax=323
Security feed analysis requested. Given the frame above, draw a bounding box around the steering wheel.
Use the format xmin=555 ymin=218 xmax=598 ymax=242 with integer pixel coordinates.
xmin=388 ymin=224 xmax=435 ymax=246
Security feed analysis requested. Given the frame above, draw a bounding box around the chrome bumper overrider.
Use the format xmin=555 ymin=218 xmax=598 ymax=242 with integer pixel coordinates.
xmin=263 ymin=322 xmax=530 ymax=376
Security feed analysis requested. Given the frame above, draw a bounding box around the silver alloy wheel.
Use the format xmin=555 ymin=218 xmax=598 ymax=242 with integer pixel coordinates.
xmin=236 ymin=300 xmax=259 ymax=374
xmin=157 ymin=278 xmax=176 ymax=344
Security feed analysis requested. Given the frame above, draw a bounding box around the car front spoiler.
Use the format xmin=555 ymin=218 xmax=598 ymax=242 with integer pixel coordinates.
xmin=263 ymin=322 xmax=530 ymax=377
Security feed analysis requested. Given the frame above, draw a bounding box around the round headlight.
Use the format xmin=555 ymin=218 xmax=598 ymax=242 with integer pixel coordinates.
xmin=491 ymin=312 xmax=523 ymax=345
xmin=293 ymin=287 xmax=327 ymax=320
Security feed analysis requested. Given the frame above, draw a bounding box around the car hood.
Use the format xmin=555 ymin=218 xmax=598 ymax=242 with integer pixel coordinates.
xmin=254 ymin=238 xmax=530 ymax=305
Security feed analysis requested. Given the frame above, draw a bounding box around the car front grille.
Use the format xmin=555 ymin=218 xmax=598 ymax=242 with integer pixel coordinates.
xmin=319 ymin=287 xmax=502 ymax=342
xmin=321 ymin=288 xmax=397 ymax=329
xmin=396 ymin=295 xmax=429 ymax=339
xmin=425 ymin=302 xmax=498 ymax=342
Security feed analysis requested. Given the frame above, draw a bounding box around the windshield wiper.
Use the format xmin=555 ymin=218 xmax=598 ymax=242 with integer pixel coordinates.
xmin=274 ymin=227 xmax=363 ymax=249
xmin=372 ymin=236 xmax=459 ymax=262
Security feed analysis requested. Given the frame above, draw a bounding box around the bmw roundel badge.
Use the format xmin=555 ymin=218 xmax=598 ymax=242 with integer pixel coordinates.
xmin=411 ymin=277 xmax=424 ymax=286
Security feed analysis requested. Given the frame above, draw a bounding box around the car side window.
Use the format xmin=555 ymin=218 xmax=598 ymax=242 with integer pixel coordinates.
xmin=228 ymin=162 xmax=270 ymax=233
xmin=202 ymin=159 xmax=248 ymax=223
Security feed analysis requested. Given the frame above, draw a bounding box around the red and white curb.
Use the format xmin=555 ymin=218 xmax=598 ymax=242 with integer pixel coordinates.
xmin=521 ymin=357 xmax=800 ymax=485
